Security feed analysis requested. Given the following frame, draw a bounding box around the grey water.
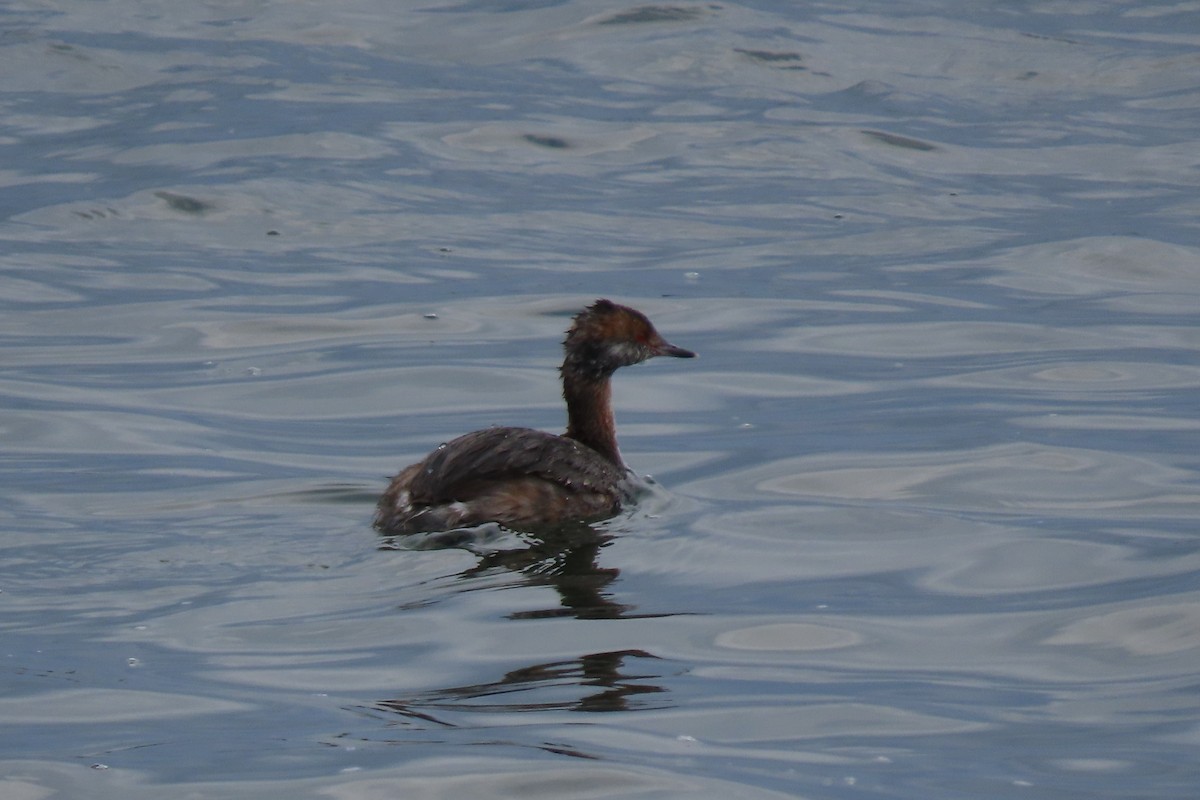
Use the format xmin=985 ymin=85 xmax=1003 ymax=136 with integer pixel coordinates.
xmin=3 ymin=1 xmax=1199 ymax=798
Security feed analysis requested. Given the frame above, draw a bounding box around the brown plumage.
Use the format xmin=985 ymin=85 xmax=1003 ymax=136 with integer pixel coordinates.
xmin=374 ymin=299 xmax=695 ymax=533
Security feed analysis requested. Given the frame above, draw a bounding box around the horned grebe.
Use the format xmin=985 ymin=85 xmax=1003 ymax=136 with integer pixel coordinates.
xmin=374 ymin=299 xmax=695 ymax=534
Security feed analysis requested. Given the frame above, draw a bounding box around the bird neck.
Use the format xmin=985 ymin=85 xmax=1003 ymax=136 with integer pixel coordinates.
xmin=562 ymin=369 xmax=622 ymax=467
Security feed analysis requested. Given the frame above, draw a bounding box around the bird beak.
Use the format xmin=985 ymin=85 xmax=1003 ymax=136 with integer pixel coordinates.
xmin=655 ymin=341 xmax=696 ymax=359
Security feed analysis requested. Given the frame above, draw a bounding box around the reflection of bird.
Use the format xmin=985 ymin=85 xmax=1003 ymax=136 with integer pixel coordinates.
xmin=375 ymin=300 xmax=694 ymax=533
xmin=374 ymin=648 xmax=666 ymax=723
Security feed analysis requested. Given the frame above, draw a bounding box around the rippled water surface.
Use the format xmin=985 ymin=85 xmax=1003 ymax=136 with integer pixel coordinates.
xmin=3 ymin=1 xmax=1199 ymax=798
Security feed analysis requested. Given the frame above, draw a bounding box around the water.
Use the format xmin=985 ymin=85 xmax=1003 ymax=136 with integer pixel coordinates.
xmin=3 ymin=1 xmax=1199 ymax=797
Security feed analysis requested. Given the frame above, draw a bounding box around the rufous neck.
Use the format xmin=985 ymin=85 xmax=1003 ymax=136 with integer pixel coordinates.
xmin=562 ymin=370 xmax=622 ymax=466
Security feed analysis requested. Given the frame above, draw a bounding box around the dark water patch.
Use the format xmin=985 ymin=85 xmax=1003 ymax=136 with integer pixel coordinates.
xmin=734 ymin=48 xmax=805 ymax=69
xmin=523 ymin=133 xmax=571 ymax=149
xmin=153 ymin=191 xmax=213 ymax=214
xmin=861 ymin=129 xmax=939 ymax=152
xmin=596 ymin=6 xmax=709 ymax=25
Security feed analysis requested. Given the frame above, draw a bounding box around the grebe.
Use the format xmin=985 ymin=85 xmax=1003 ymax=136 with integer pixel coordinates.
xmin=374 ymin=299 xmax=695 ymax=534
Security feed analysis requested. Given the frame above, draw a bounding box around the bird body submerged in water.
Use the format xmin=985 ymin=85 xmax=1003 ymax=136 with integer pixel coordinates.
xmin=374 ymin=299 xmax=695 ymax=534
